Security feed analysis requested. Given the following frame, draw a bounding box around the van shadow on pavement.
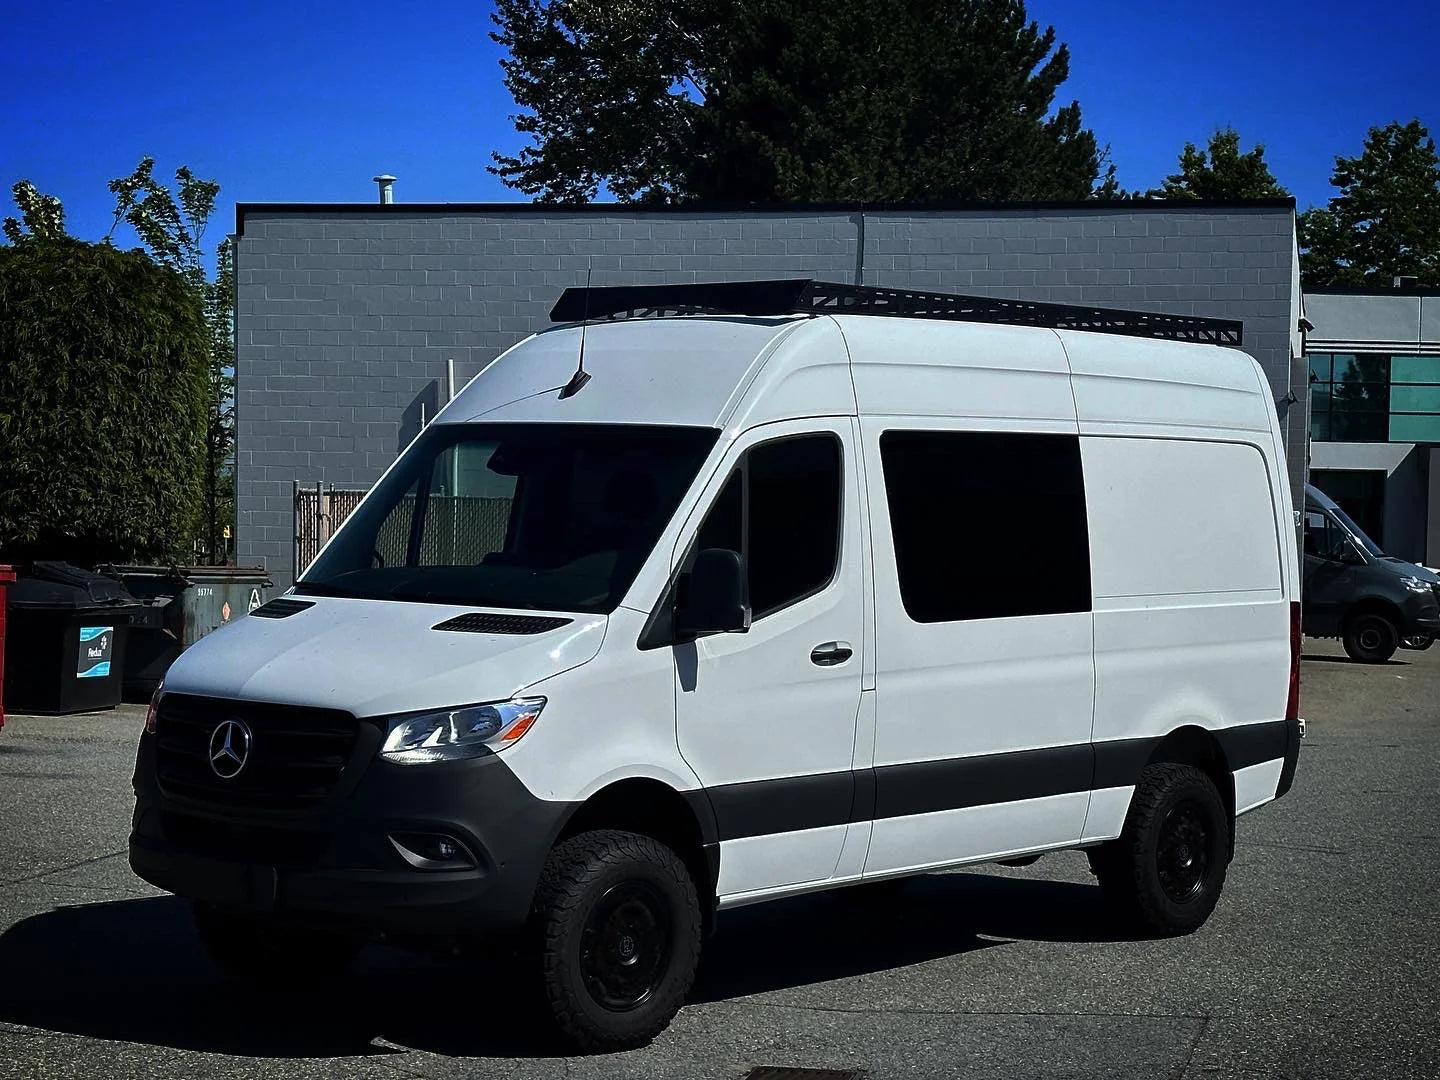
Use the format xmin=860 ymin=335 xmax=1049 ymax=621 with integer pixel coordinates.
xmin=0 ymin=872 xmax=1122 ymax=1059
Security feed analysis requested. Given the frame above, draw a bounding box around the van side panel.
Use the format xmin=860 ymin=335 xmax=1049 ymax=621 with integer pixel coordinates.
xmin=1079 ymin=434 xmax=1290 ymax=840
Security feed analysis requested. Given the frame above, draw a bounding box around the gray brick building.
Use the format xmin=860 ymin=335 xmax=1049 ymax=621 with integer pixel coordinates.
xmin=234 ymin=200 xmax=1304 ymax=588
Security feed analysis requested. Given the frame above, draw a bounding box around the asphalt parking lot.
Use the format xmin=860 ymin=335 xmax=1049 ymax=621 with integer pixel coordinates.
xmin=1 ymin=637 xmax=1437 ymax=1080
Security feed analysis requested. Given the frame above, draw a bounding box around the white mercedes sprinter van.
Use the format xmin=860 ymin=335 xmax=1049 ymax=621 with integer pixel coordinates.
xmin=130 ymin=280 xmax=1302 ymax=1051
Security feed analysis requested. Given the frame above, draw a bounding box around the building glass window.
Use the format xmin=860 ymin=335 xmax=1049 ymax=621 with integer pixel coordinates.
xmin=1309 ymin=353 xmax=1440 ymax=443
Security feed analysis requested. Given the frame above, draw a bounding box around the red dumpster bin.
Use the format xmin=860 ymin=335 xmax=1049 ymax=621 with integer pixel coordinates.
xmin=0 ymin=564 xmax=14 ymax=733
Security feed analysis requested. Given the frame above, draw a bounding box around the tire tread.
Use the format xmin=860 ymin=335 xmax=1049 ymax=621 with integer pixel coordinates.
xmin=1090 ymin=763 xmax=1229 ymax=937
xmin=532 ymin=829 xmax=701 ymax=1053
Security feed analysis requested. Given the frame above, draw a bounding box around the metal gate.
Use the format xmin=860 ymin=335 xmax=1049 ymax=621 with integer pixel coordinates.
xmin=293 ymin=483 xmax=367 ymax=579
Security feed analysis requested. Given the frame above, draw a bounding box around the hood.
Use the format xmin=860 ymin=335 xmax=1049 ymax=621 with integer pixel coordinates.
xmin=1377 ymin=556 xmax=1440 ymax=584
xmin=159 ymin=596 xmax=607 ymax=717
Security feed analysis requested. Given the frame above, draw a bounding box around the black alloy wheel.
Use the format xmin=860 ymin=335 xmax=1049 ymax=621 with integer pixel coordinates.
xmin=579 ymin=880 xmax=672 ymax=1011
xmin=1155 ymin=799 xmax=1211 ymax=903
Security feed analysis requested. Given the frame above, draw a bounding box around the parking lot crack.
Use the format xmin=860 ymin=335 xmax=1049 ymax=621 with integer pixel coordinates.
xmin=370 ymin=1050 xmax=438 ymax=1080
xmin=1167 ymin=1013 xmax=1211 ymax=1080
xmin=713 ymin=1000 xmax=1207 ymax=1022
xmin=2 ymin=849 xmax=127 ymax=887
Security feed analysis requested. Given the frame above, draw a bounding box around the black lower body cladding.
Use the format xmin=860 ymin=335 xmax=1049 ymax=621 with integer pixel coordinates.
xmin=128 ymin=735 xmax=573 ymax=938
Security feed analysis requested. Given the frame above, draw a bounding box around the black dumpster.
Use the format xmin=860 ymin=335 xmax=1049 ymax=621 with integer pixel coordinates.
xmin=96 ymin=566 xmax=273 ymax=699
xmin=97 ymin=566 xmax=189 ymax=700
xmin=3 ymin=562 xmax=141 ymax=715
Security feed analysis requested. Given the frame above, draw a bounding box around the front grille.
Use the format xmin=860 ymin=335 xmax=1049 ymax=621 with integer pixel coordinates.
xmin=155 ymin=694 xmax=359 ymax=810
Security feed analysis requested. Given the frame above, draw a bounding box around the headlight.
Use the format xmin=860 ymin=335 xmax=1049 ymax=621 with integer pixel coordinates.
xmin=1402 ymin=576 xmax=1432 ymax=594
xmin=380 ymin=697 xmax=545 ymax=765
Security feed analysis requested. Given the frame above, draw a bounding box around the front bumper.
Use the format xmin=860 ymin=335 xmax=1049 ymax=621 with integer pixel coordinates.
xmin=128 ymin=734 xmax=571 ymax=938
xmin=1400 ymin=590 xmax=1440 ymax=634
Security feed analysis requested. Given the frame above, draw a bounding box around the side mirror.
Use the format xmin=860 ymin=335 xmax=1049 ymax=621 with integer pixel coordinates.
xmin=675 ymin=548 xmax=750 ymax=639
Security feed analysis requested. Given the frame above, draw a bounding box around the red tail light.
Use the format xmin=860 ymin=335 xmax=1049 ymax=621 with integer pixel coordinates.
xmin=1286 ymin=601 xmax=1301 ymax=723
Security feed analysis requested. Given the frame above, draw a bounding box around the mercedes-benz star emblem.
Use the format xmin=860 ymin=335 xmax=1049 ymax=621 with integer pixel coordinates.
xmin=208 ymin=719 xmax=253 ymax=779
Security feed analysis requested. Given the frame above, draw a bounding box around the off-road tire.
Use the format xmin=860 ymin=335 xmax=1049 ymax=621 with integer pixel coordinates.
xmin=190 ymin=902 xmax=358 ymax=981
xmin=531 ymin=830 xmax=701 ymax=1053
xmin=1343 ymin=612 xmax=1399 ymax=663
xmin=1088 ymin=763 xmax=1231 ymax=937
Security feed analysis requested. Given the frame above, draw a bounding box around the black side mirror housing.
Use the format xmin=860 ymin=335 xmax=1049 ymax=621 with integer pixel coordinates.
xmin=675 ymin=548 xmax=750 ymax=639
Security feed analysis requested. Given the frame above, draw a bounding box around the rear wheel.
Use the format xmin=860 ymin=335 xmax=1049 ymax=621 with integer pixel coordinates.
xmin=1343 ymin=612 xmax=1399 ymax=663
xmin=1401 ymin=633 xmax=1435 ymax=651
xmin=1088 ymin=763 xmax=1231 ymax=937
xmin=191 ymin=903 xmax=358 ymax=981
xmin=530 ymin=830 xmax=701 ymax=1053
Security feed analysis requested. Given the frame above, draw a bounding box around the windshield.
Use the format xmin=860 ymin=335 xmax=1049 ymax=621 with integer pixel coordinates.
xmin=1328 ymin=504 xmax=1384 ymax=558
xmin=297 ymin=423 xmax=719 ymax=612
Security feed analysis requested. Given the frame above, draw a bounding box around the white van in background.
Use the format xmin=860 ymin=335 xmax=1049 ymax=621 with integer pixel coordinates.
xmin=129 ymin=280 xmax=1302 ymax=1052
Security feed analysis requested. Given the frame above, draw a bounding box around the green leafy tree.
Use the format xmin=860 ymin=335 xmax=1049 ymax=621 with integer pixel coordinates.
xmin=491 ymin=0 xmax=1105 ymax=203
xmin=0 ymin=238 xmax=208 ymax=566
xmin=106 ymin=158 xmax=235 ymax=563
xmin=2 ymin=180 xmax=67 ymax=243
xmin=1149 ymin=128 xmax=1290 ymax=200
xmin=1299 ymin=120 xmax=1440 ymax=287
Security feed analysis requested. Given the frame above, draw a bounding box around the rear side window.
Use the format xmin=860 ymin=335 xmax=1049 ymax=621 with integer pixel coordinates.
xmin=879 ymin=431 xmax=1090 ymax=622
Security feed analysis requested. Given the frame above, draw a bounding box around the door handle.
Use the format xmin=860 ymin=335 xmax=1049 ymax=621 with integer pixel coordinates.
xmin=810 ymin=641 xmax=853 ymax=666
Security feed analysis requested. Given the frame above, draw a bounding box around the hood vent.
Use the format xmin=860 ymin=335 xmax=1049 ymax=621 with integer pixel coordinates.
xmin=432 ymin=612 xmax=573 ymax=635
xmin=249 ymin=598 xmax=315 ymax=619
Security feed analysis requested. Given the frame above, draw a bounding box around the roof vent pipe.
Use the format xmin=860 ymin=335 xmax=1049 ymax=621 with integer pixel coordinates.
xmin=372 ymin=175 xmax=397 ymax=204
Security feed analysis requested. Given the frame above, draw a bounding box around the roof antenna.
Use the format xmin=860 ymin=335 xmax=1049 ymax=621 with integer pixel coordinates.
xmin=559 ymin=263 xmax=593 ymax=399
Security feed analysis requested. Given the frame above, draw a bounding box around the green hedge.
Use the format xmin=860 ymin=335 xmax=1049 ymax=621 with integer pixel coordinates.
xmin=0 ymin=238 xmax=208 ymax=566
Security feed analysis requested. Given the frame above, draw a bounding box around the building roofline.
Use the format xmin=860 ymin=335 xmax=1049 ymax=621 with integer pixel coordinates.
xmin=1304 ymin=284 xmax=1440 ymax=298
xmin=234 ymin=197 xmax=1297 ymax=235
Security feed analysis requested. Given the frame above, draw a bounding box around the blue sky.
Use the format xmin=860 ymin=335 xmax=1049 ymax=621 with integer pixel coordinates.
xmin=3 ymin=0 xmax=1436 ymax=249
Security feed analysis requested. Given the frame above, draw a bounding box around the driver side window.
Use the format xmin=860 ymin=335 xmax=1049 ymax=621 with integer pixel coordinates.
xmin=683 ymin=433 xmax=843 ymax=620
xmin=1304 ymin=511 xmax=1351 ymax=562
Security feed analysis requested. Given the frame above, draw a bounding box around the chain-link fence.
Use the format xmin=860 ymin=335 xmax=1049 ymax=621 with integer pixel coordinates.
xmin=294 ymin=484 xmax=513 ymax=579
xmin=375 ymin=495 xmax=513 ymax=567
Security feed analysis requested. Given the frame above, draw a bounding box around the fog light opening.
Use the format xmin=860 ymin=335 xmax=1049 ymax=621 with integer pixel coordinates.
xmin=389 ymin=832 xmax=477 ymax=870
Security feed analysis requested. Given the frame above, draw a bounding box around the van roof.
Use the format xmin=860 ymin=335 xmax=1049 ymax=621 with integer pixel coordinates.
xmin=440 ymin=308 xmax=1272 ymax=436
xmin=441 ymin=315 xmax=815 ymax=429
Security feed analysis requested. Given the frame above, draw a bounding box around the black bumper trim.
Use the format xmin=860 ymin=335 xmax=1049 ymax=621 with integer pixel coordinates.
xmin=129 ymin=735 xmax=572 ymax=937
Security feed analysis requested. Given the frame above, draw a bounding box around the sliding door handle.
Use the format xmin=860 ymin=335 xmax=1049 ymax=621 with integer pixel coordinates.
xmin=810 ymin=641 xmax=854 ymax=666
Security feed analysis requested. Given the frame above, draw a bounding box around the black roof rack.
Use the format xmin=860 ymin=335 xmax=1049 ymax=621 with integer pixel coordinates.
xmin=549 ymin=279 xmax=1243 ymax=346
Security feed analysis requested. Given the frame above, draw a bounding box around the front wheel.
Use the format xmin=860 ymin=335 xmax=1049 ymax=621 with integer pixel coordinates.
xmin=1401 ymin=633 xmax=1435 ymax=651
xmin=530 ymin=830 xmax=702 ymax=1053
xmin=1343 ymin=612 xmax=1399 ymax=663
xmin=1088 ymin=763 xmax=1231 ymax=937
